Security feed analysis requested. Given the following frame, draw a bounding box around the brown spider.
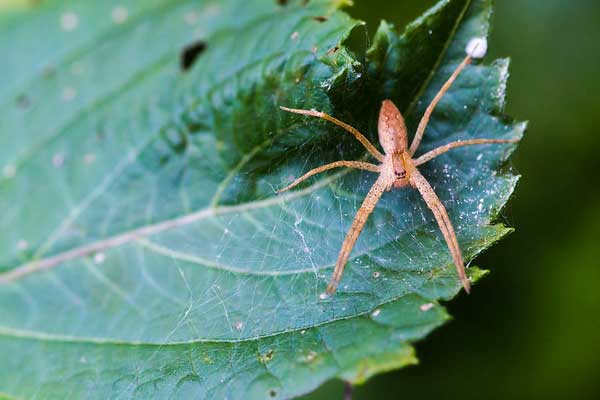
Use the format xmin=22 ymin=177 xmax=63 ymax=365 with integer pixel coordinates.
xmin=279 ymin=39 xmax=519 ymax=295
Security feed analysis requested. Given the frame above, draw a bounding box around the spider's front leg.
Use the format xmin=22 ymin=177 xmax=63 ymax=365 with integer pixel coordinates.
xmin=414 ymin=138 xmax=520 ymax=166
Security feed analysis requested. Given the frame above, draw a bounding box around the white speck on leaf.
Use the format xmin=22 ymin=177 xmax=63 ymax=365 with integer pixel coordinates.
xmin=420 ymin=303 xmax=434 ymax=312
xmin=371 ymin=308 xmax=381 ymax=317
xmin=111 ymin=6 xmax=128 ymax=24
xmin=305 ymin=351 xmax=317 ymax=362
xmin=3 ymin=164 xmax=16 ymax=178
xmin=60 ymin=12 xmax=79 ymax=32
xmin=319 ymin=292 xmax=328 ymax=300
xmin=17 ymin=240 xmax=28 ymax=251
xmin=62 ymin=87 xmax=77 ymax=102
xmin=372 ymin=271 xmax=381 ymax=278
xmin=291 ymin=31 xmax=299 ymax=40
xmin=184 ymin=11 xmax=198 ymax=25
xmin=234 ymin=321 xmax=244 ymax=330
xmin=84 ymin=153 xmax=96 ymax=164
xmin=52 ymin=153 xmax=65 ymax=167
xmin=93 ymin=252 xmax=106 ymax=264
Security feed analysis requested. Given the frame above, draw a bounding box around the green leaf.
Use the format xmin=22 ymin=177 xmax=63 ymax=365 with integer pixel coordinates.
xmin=0 ymin=0 xmax=524 ymax=398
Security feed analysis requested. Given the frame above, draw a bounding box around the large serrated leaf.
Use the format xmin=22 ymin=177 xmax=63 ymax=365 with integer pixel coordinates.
xmin=0 ymin=0 xmax=523 ymax=398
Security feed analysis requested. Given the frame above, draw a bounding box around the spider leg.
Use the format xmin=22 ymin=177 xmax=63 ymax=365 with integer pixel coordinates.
xmin=414 ymin=138 xmax=520 ymax=166
xmin=409 ymin=54 xmax=472 ymax=155
xmin=280 ymin=106 xmax=385 ymax=162
xmin=326 ymin=176 xmax=387 ymax=295
xmin=277 ymin=161 xmax=379 ymax=193
xmin=408 ymin=167 xmax=471 ymax=293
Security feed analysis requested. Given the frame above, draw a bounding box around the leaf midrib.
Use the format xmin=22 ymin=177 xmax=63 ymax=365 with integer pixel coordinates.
xmin=0 ymin=168 xmax=344 ymax=283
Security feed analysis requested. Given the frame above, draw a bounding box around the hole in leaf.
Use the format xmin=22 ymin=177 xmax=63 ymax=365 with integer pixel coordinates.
xmin=180 ymin=40 xmax=207 ymax=71
xmin=269 ymin=389 xmax=278 ymax=398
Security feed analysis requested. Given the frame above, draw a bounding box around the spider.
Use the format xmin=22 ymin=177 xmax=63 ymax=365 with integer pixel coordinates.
xmin=278 ymin=38 xmax=520 ymax=295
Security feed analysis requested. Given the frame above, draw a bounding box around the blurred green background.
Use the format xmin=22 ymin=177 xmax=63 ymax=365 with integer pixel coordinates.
xmin=306 ymin=0 xmax=600 ymax=399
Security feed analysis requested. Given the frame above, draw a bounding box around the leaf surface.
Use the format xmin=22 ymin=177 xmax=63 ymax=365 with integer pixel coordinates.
xmin=0 ymin=0 xmax=523 ymax=398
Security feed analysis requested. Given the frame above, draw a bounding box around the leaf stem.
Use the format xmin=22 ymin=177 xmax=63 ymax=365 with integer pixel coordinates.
xmin=343 ymin=381 xmax=353 ymax=400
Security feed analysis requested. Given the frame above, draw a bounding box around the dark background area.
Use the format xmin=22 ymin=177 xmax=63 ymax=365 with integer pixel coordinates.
xmin=306 ymin=0 xmax=600 ymax=399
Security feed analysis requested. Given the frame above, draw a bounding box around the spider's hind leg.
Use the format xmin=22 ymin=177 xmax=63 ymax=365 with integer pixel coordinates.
xmin=409 ymin=55 xmax=473 ymax=155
